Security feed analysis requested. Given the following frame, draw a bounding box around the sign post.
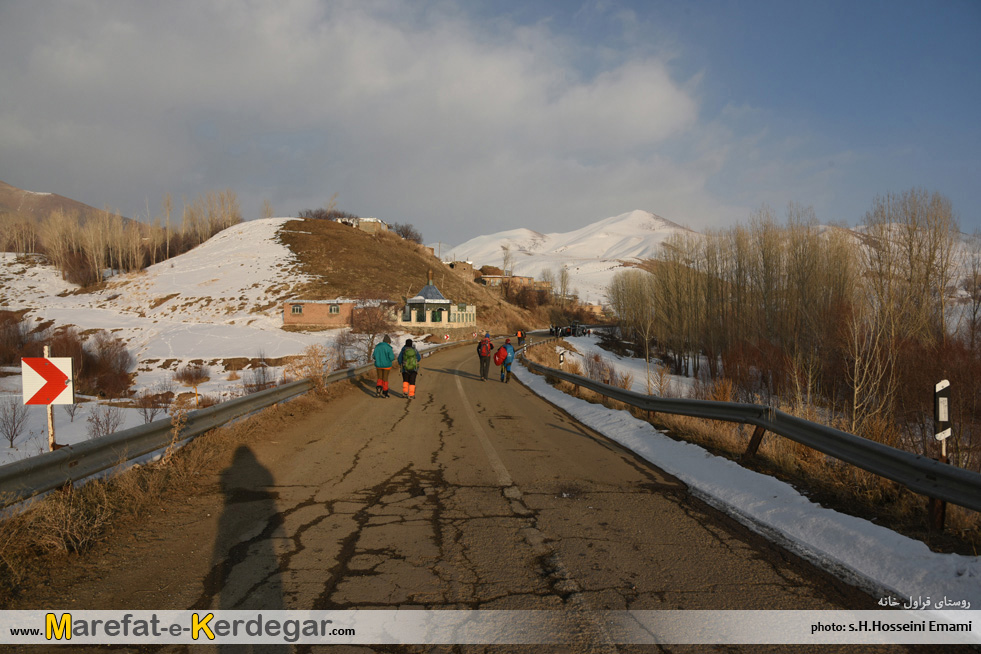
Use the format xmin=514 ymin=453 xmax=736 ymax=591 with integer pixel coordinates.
xmin=21 ymin=348 xmax=74 ymax=451
xmin=934 ymin=379 xmax=951 ymax=458
xmin=929 ymin=379 xmax=952 ymax=531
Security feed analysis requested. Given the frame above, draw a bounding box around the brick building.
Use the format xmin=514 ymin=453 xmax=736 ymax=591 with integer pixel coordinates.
xmin=282 ymin=299 xmax=357 ymax=328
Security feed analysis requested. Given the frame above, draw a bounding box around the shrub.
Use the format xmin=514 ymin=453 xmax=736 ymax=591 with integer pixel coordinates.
xmin=86 ymin=403 xmax=123 ymax=440
xmin=244 ymin=353 xmax=275 ymax=394
xmin=0 ymin=312 xmax=45 ymax=365
xmin=80 ymin=331 xmax=133 ymax=398
xmin=285 ymin=344 xmax=332 ymax=395
xmin=134 ymin=388 xmax=164 ymax=424
xmin=174 ymin=364 xmax=210 ymax=387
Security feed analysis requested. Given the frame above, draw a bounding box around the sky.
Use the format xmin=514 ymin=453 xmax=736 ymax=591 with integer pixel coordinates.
xmin=1 ymin=0 xmax=978 ymax=246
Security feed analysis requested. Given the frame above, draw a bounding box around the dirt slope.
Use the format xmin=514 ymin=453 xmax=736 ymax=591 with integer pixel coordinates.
xmin=278 ymin=217 xmax=537 ymax=331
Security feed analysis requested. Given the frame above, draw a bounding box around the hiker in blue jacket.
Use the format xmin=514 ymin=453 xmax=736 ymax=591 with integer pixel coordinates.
xmin=372 ymin=334 xmax=396 ymax=397
xmin=500 ymin=338 xmax=515 ymax=383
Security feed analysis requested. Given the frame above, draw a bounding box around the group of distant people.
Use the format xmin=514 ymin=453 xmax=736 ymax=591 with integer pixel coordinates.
xmin=476 ymin=332 xmax=518 ymax=383
xmin=370 ymin=329 xmax=529 ymax=400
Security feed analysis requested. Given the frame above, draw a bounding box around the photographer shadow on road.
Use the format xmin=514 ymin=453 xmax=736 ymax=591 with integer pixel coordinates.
xmin=196 ymin=445 xmax=289 ymax=652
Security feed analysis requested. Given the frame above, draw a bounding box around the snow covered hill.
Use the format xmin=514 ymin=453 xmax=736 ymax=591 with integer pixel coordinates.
xmin=0 ymin=218 xmax=338 ymax=462
xmin=1 ymin=218 xmax=324 ymax=362
xmin=442 ymin=210 xmax=693 ymax=304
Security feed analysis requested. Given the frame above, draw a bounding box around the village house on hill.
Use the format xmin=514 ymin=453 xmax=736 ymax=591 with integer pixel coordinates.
xmin=282 ymin=272 xmax=476 ymax=337
xmin=334 ymin=215 xmax=388 ymax=234
xmin=282 ymin=298 xmax=358 ymax=328
xmin=398 ymin=271 xmax=476 ymax=334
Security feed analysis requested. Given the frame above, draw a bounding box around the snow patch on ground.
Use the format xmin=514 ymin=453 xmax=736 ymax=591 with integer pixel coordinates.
xmin=516 ymin=335 xmax=980 ymax=621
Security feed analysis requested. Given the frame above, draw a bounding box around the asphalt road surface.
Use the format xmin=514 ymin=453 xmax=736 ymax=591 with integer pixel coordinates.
xmin=10 ymin=340 xmax=948 ymax=653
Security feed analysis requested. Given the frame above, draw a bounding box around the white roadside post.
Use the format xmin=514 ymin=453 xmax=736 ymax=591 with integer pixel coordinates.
xmin=21 ymin=347 xmax=75 ymax=451
xmin=934 ymin=379 xmax=951 ymax=458
xmin=930 ymin=379 xmax=952 ymax=531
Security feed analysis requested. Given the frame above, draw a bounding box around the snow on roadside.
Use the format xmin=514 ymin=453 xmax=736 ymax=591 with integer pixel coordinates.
xmin=554 ymin=334 xmax=695 ymax=397
xmin=0 ymin=218 xmax=435 ymax=465
xmin=516 ymin=338 xmax=980 ymax=621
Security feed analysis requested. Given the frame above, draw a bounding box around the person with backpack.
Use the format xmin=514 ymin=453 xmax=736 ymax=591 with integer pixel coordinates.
xmin=476 ymin=332 xmax=493 ymax=381
xmin=398 ymin=338 xmax=421 ymax=400
xmin=372 ymin=334 xmax=396 ymax=398
xmin=516 ymin=329 xmax=525 ymax=347
xmin=496 ymin=338 xmax=516 ymax=383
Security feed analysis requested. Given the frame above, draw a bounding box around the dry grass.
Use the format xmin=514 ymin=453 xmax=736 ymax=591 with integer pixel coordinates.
xmin=523 ymin=341 xmax=981 ymax=555
xmin=283 ymin=344 xmax=333 ymax=395
xmin=0 ymin=394 xmax=326 ymax=605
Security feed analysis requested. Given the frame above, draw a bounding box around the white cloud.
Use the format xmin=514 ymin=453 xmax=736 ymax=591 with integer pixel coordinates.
xmin=0 ymin=0 xmax=747 ymax=242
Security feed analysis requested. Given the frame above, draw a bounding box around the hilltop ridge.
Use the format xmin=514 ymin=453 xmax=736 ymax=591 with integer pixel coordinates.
xmin=444 ymin=210 xmax=694 ymax=303
xmin=0 ymin=178 xmax=121 ymax=225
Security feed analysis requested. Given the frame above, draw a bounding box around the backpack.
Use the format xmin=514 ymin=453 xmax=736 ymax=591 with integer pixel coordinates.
xmin=478 ymin=339 xmax=493 ymax=357
xmin=403 ymin=347 xmax=419 ymax=371
xmin=494 ymin=345 xmax=507 ymax=366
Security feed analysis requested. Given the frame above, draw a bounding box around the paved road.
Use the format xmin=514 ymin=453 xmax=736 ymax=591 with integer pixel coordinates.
xmin=13 ymin=340 xmax=934 ymax=652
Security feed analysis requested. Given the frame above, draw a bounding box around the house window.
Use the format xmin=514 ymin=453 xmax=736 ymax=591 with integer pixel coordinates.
xmin=291 ymin=305 xmax=303 ymax=315
xmin=431 ymin=309 xmax=442 ymax=323
xmin=417 ymin=308 xmax=426 ymax=322
xmin=329 ymin=304 xmax=340 ymax=314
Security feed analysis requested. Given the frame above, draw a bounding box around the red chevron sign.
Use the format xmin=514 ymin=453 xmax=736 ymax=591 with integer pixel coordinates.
xmin=21 ymin=357 xmax=74 ymax=405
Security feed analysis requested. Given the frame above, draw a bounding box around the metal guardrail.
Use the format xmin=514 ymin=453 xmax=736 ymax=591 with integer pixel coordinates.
xmin=0 ymin=338 xmax=475 ymax=509
xmin=522 ymin=340 xmax=981 ymax=513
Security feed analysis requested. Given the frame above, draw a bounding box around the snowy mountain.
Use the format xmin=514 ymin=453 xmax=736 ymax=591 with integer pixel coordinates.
xmin=442 ymin=210 xmax=694 ymax=304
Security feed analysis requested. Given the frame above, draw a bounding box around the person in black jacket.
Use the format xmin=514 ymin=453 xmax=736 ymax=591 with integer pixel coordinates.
xmin=476 ymin=332 xmax=493 ymax=381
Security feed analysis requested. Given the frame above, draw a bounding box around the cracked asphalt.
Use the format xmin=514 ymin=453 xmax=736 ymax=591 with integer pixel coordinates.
xmin=9 ymin=342 xmax=948 ymax=653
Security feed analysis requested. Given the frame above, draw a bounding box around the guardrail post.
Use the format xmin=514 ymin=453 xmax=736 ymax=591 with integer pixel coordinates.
xmin=743 ymin=425 xmax=766 ymax=459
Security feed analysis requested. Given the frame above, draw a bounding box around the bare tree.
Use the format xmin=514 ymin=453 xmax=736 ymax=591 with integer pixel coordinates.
xmin=63 ymin=401 xmax=82 ymax=423
xmin=962 ymin=231 xmax=981 ymax=350
xmin=261 ymin=199 xmax=275 ymax=219
xmin=500 ymin=245 xmax=515 ymax=299
xmin=162 ymin=192 xmax=173 ymax=260
xmin=607 ymin=269 xmax=658 ymax=392
xmin=135 ymin=387 xmax=164 ymax=424
xmin=0 ymin=396 xmax=31 ymax=447
xmin=244 ymin=351 xmax=275 ymax=394
xmin=558 ymin=265 xmax=570 ymax=304
xmin=351 ymin=303 xmax=397 ymax=364
xmin=86 ymin=403 xmax=123 ymax=440
xmin=80 ymin=211 xmax=109 ymax=284
xmin=392 ymin=223 xmax=423 ymax=244
xmin=539 ymin=267 xmax=555 ymax=298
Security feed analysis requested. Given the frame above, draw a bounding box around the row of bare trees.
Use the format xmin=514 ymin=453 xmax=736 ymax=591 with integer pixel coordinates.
xmin=609 ymin=189 xmax=980 ymax=471
xmin=1 ymin=190 xmax=241 ymax=286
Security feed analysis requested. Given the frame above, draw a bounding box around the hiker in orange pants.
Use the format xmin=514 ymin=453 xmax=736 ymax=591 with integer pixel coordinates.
xmin=397 ymin=338 xmax=422 ymax=400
